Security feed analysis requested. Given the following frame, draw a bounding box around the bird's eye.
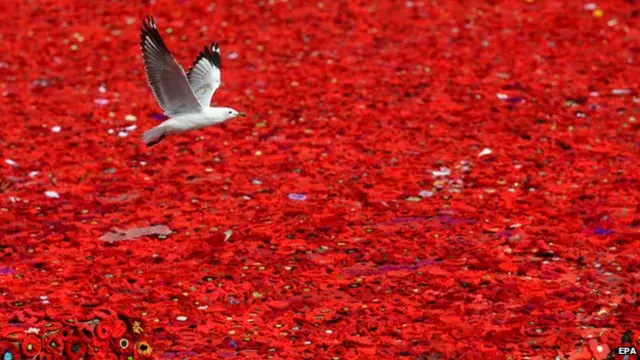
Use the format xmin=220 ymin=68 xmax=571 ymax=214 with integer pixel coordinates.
xmin=229 ymin=111 xmax=232 ymax=114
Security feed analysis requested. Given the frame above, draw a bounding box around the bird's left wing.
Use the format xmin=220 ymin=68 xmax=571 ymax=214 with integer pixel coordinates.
xmin=187 ymin=43 xmax=222 ymax=107
xmin=140 ymin=16 xmax=203 ymax=117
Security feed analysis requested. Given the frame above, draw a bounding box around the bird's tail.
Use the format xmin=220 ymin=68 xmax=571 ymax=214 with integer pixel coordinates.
xmin=142 ymin=125 xmax=167 ymax=147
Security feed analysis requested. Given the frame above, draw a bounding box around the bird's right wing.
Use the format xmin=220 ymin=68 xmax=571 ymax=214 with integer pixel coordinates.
xmin=187 ymin=43 xmax=222 ymax=107
xmin=140 ymin=16 xmax=202 ymax=117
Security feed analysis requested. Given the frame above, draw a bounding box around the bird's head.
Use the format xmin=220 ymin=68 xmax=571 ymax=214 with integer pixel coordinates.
xmin=222 ymin=108 xmax=246 ymax=120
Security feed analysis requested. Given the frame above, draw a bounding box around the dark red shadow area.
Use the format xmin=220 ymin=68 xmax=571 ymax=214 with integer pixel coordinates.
xmin=1 ymin=0 xmax=639 ymax=359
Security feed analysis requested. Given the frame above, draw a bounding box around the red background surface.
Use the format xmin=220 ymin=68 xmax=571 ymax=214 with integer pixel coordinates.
xmin=1 ymin=0 xmax=639 ymax=359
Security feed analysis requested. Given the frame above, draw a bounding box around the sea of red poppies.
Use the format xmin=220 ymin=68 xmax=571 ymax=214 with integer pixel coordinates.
xmin=1 ymin=0 xmax=639 ymax=359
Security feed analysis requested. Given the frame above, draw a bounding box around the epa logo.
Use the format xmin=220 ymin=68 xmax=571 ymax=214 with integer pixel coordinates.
xmin=615 ymin=346 xmax=638 ymax=356
xmin=606 ymin=330 xmax=639 ymax=360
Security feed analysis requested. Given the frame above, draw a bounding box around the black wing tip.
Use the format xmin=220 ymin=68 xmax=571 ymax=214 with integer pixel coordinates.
xmin=140 ymin=15 xmax=170 ymax=52
xmin=187 ymin=42 xmax=222 ymax=76
xmin=141 ymin=15 xmax=155 ymax=31
xmin=205 ymin=42 xmax=222 ymax=68
xmin=203 ymin=42 xmax=221 ymax=58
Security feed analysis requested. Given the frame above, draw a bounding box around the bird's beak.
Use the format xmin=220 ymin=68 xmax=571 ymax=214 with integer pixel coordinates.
xmin=238 ymin=113 xmax=247 ymax=117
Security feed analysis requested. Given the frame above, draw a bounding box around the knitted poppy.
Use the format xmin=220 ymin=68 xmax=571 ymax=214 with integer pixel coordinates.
xmin=87 ymin=338 xmax=110 ymax=359
xmin=59 ymin=327 xmax=74 ymax=341
xmin=0 ymin=341 xmax=20 ymax=360
xmin=57 ymin=313 xmax=78 ymax=327
xmin=0 ymin=329 xmax=24 ymax=343
xmin=73 ymin=310 xmax=95 ymax=323
xmin=134 ymin=340 xmax=153 ymax=358
xmin=95 ymin=322 xmax=113 ymax=340
xmin=43 ymin=333 xmax=64 ymax=354
xmin=76 ymin=323 xmax=95 ymax=342
xmin=20 ymin=334 xmax=42 ymax=357
xmin=93 ymin=309 xmax=117 ymax=320
xmin=112 ymin=335 xmax=133 ymax=355
xmin=63 ymin=336 xmax=87 ymax=360
xmin=8 ymin=301 xmax=27 ymax=309
xmin=40 ymin=323 xmax=61 ymax=333
xmin=111 ymin=321 xmax=127 ymax=339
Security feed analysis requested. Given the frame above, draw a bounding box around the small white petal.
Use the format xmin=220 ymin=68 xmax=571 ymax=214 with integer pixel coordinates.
xmin=117 ymin=131 xmax=128 ymax=138
xmin=496 ymin=93 xmax=508 ymax=100
xmin=4 ymin=159 xmax=18 ymax=167
xmin=584 ymin=3 xmax=597 ymax=10
xmin=176 ymin=316 xmax=188 ymax=321
xmin=28 ymin=171 xmax=39 ymax=178
xmin=478 ymin=148 xmax=492 ymax=157
xmin=125 ymin=114 xmax=137 ymax=122
xmin=125 ymin=125 xmax=137 ymax=131
xmin=25 ymin=327 xmax=40 ymax=334
xmin=223 ymin=230 xmax=233 ymax=241
xmin=419 ymin=190 xmax=434 ymax=198
xmin=44 ymin=191 xmax=59 ymax=199
xmin=432 ymin=167 xmax=450 ymax=177
xmin=51 ymin=126 xmax=61 ymax=133
xmin=612 ymin=88 xmax=631 ymax=95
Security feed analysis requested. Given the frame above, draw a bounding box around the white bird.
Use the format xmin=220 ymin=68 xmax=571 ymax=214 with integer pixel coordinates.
xmin=139 ymin=16 xmax=245 ymax=147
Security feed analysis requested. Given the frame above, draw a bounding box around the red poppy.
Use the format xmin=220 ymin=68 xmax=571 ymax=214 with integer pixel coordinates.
xmin=76 ymin=323 xmax=95 ymax=342
xmin=57 ymin=313 xmax=79 ymax=328
xmin=134 ymin=340 xmax=153 ymax=358
xmin=20 ymin=333 xmax=42 ymax=357
xmin=0 ymin=341 xmax=20 ymax=360
xmin=0 ymin=329 xmax=24 ymax=343
xmin=111 ymin=335 xmax=133 ymax=355
xmin=93 ymin=308 xmax=117 ymax=320
xmin=63 ymin=336 xmax=87 ymax=360
xmin=40 ymin=322 xmax=61 ymax=333
xmin=43 ymin=333 xmax=64 ymax=354
xmin=87 ymin=338 xmax=110 ymax=359
xmin=95 ymin=322 xmax=113 ymax=340
xmin=110 ymin=321 xmax=127 ymax=339
xmin=59 ymin=327 xmax=74 ymax=341
xmin=73 ymin=309 xmax=95 ymax=323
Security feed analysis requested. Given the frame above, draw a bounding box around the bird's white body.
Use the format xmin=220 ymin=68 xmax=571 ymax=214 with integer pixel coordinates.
xmin=142 ymin=107 xmax=241 ymax=146
xmin=139 ymin=17 xmax=244 ymax=146
xmin=166 ymin=108 xmax=227 ymax=131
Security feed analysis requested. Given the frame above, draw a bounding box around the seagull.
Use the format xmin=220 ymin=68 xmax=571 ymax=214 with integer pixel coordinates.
xmin=139 ymin=16 xmax=245 ymax=147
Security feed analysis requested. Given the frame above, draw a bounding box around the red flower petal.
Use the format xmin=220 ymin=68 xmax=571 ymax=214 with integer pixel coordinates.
xmin=95 ymin=322 xmax=113 ymax=340
xmin=63 ymin=336 xmax=87 ymax=360
xmin=43 ymin=333 xmax=64 ymax=354
xmin=111 ymin=321 xmax=127 ymax=339
xmin=0 ymin=342 xmax=20 ymax=360
xmin=20 ymin=333 xmax=42 ymax=357
xmin=88 ymin=338 xmax=110 ymax=359
xmin=59 ymin=327 xmax=74 ymax=341
xmin=111 ymin=335 xmax=133 ymax=355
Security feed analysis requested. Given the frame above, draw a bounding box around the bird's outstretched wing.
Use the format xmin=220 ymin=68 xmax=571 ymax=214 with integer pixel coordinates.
xmin=140 ymin=16 xmax=202 ymax=117
xmin=187 ymin=43 xmax=222 ymax=107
